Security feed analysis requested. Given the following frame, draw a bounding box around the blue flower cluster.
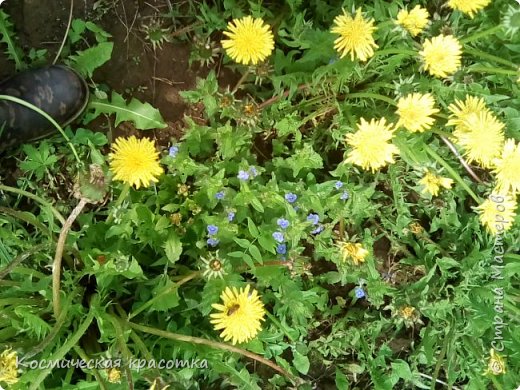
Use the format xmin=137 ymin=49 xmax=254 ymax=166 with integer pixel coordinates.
xmin=237 ymin=166 xmax=260 ymax=181
xmin=206 ymin=224 xmax=219 ymax=247
xmin=335 ymin=180 xmax=349 ymax=201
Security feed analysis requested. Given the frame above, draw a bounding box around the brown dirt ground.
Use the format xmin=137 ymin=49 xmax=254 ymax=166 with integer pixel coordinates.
xmin=0 ymin=0 xmax=237 ymax=147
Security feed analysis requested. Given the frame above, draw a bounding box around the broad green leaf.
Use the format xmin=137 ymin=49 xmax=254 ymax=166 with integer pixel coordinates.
xmin=69 ymin=41 xmax=113 ymax=77
xmin=164 ymin=233 xmax=183 ymax=264
xmin=88 ymin=91 xmax=167 ymax=130
xmin=292 ymin=350 xmax=310 ymax=374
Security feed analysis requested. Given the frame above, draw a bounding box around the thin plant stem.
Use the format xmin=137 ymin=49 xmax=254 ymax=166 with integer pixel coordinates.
xmin=126 ymin=320 xmax=299 ymax=383
xmin=0 ymin=95 xmax=81 ymax=163
xmin=346 ymin=92 xmax=397 ymax=106
xmin=232 ymin=68 xmax=250 ymax=94
xmin=0 ymin=184 xmax=66 ymax=225
xmin=423 ymin=144 xmax=481 ymax=203
xmin=439 ymin=136 xmax=483 ymax=183
xmin=467 ymin=66 xmax=519 ymax=76
xmin=464 ymin=47 xmax=517 ymax=69
xmin=373 ymin=48 xmax=417 ymax=57
xmin=0 ymin=243 xmax=49 ymax=280
xmin=73 ymin=346 xmax=109 ymax=390
xmin=53 ymin=0 xmax=74 ymax=64
xmin=460 ymin=25 xmax=501 ymax=44
xmin=128 ymin=271 xmax=200 ymax=319
xmin=265 ymin=311 xmax=296 ymax=342
xmin=52 ymin=198 xmax=88 ymax=318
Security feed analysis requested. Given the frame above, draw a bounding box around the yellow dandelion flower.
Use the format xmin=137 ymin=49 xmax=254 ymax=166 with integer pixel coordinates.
xmin=221 ymin=16 xmax=274 ymax=65
xmin=107 ymin=368 xmax=121 ymax=383
xmin=493 ymin=139 xmax=520 ymax=195
xmin=331 ymin=8 xmax=378 ymax=61
xmin=396 ymin=5 xmax=430 ymax=37
xmin=476 ymin=194 xmax=517 ymax=235
xmin=0 ymin=348 xmax=19 ymax=385
xmin=447 ymin=95 xmax=490 ymax=128
xmin=419 ymin=171 xmax=453 ymax=196
xmin=109 ymin=136 xmax=163 ymax=189
xmin=453 ymin=111 xmax=505 ymax=168
xmin=448 ymin=0 xmax=491 ymax=18
xmin=396 ymin=93 xmax=439 ymax=133
xmin=484 ymin=349 xmax=507 ymax=375
xmin=210 ymin=285 xmax=265 ymax=345
xmin=345 ymin=118 xmax=399 ymax=172
xmin=337 ymin=242 xmax=369 ymax=265
xmin=420 ymin=35 xmax=462 ymax=78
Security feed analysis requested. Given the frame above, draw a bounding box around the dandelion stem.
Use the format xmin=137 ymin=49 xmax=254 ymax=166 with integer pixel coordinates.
xmin=126 ymin=320 xmax=299 ymax=383
xmin=438 ymin=135 xmax=484 ymax=183
xmin=464 ymin=47 xmax=517 ymax=69
xmin=0 ymin=95 xmax=81 ymax=164
xmin=467 ymin=66 xmax=519 ymax=76
xmin=460 ymin=25 xmax=502 ymax=44
xmin=346 ymin=92 xmax=397 ymax=106
xmin=232 ymin=68 xmax=250 ymax=94
xmin=0 ymin=184 xmax=66 ymax=225
xmin=52 ymin=197 xmax=88 ymax=318
xmin=423 ymin=144 xmax=481 ymax=203
xmin=373 ymin=48 xmax=417 ymax=58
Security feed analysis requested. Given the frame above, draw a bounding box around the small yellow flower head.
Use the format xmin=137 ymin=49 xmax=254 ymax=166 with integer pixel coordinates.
xmin=0 ymin=348 xmax=19 ymax=385
xmin=396 ymin=5 xmax=429 ymax=37
xmin=337 ymin=242 xmax=369 ymax=265
xmin=331 ymin=8 xmax=378 ymax=62
xmin=453 ymin=111 xmax=505 ymax=168
xmin=493 ymin=139 xmax=520 ymax=195
xmin=420 ymin=35 xmax=462 ymax=78
xmin=476 ymin=194 xmax=517 ymax=235
xmin=106 ymin=368 xmax=121 ymax=383
xmin=448 ymin=0 xmax=491 ymax=18
xmin=221 ymin=16 xmax=274 ymax=65
xmin=399 ymin=306 xmax=416 ymax=320
xmin=447 ymin=95 xmax=490 ymax=128
xmin=396 ymin=93 xmax=439 ymax=133
xmin=109 ymin=136 xmax=163 ymax=189
xmin=484 ymin=349 xmax=507 ymax=375
xmin=210 ymin=285 xmax=266 ymax=345
xmin=419 ymin=171 xmax=453 ymax=196
xmin=345 ymin=118 xmax=399 ymax=172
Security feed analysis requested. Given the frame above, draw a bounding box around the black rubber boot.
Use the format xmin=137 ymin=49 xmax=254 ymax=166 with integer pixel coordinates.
xmin=0 ymin=65 xmax=89 ymax=152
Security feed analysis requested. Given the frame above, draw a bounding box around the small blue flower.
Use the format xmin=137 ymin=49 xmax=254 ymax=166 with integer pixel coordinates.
xmin=169 ymin=145 xmax=179 ymax=157
xmin=307 ymin=213 xmax=320 ymax=225
xmin=272 ymin=231 xmax=284 ymax=243
xmin=276 ymin=244 xmax=287 ymax=255
xmin=285 ymin=193 xmax=297 ymax=203
xmin=227 ymin=211 xmax=235 ymax=222
xmin=237 ymin=170 xmax=250 ymax=181
xmin=215 ymin=191 xmax=225 ymax=200
xmin=335 ymin=181 xmax=343 ymax=189
xmin=340 ymin=191 xmax=350 ymax=201
xmin=311 ymin=225 xmax=324 ymax=235
xmin=277 ymin=218 xmax=290 ymax=229
xmin=354 ymin=287 xmax=365 ymax=299
xmin=207 ymin=237 xmax=219 ymax=247
xmin=207 ymin=225 xmax=219 ymax=235
xmin=249 ymin=166 xmax=259 ymax=177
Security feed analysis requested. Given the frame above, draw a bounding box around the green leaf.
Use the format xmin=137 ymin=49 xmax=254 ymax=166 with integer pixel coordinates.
xmin=0 ymin=10 xmax=25 ymax=71
xmin=69 ymin=41 xmax=113 ymax=77
xmin=247 ymin=218 xmax=260 ymax=238
xmin=292 ymin=350 xmax=310 ymax=374
xmin=164 ymin=233 xmax=183 ymax=264
xmin=283 ymin=143 xmax=323 ymax=177
xmin=335 ymin=368 xmax=349 ymax=389
xmin=248 ymin=245 xmax=263 ymax=264
xmin=88 ymin=91 xmax=167 ymax=130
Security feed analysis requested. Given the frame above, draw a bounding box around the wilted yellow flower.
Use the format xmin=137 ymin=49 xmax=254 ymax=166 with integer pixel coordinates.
xmin=396 ymin=93 xmax=439 ymax=133
xmin=399 ymin=306 xmax=416 ymax=320
xmin=493 ymin=139 xmax=520 ymax=195
xmin=448 ymin=95 xmax=490 ymax=128
xmin=484 ymin=348 xmax=507 ymax=375
xmin=453 ymin=111 xmax=505 ymax=168
xmin=109 ymin=136 xmax=163 ymax=189
xmin=331 ymin=8 xmax=378 ymax=61
xmin=420 ymin=35 xmax=462 ymax=78
xmin=448 ymin=0 xmax=491 ymax=18
xmin=221 ymin=16 xmax=274 ymax=65
xmin=107 ymin=368 xmax=121 ymax=383
xmin=337 ymin=242 xmax=369 ymax=265
xmin=476 ymin=194 xmax=517 ymax=235
xmin=0 ymin=348 xmax=18 ymax=385
xmin=396 ymin=5 xmax=429 ymax=36
xmin=210 ymin=285 xmax=265 ymax=345
xmin=201 ymin=252 xmax=227 ymax=280
xmin=419 ymin=171 xmax=453 ymax=196
xmin=345 ymin=118 xmax=399 ymax=172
